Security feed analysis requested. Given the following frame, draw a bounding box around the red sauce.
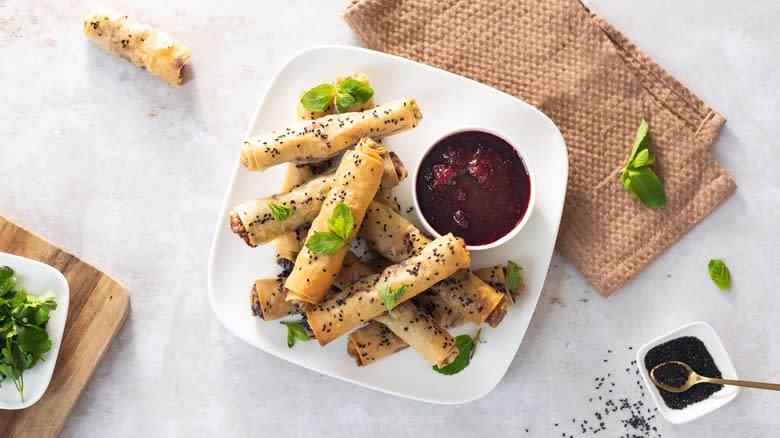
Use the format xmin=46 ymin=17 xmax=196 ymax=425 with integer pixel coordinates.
xmin=416 ymin=130 xmax=531 ymax=246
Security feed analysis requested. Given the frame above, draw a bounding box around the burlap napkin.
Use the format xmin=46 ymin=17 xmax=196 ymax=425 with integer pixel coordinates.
xmin=342 ymin=0 xmax=737 ymax=297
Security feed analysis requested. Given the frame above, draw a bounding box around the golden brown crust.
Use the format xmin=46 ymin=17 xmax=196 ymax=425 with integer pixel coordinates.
xmin=347 ymin=322 xmax=407 ymax=366
xmin=284 ymin=139 xmax=387 ymax=305
xmin=83 ymin=8 xmax=191 ymax=86
xmin=375 ymin=302 xmax=459 ymax=367
xmin=306 ymin=233 xmax=470 ymax=345
xmin=240 ymin=98 xmax=422 ymax=172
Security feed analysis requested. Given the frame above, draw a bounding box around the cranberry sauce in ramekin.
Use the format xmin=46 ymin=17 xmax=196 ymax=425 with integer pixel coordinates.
xmin=414 ymin=130 xmax=532 ymax=247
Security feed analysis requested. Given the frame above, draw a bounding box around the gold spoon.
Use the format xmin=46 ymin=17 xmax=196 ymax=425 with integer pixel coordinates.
xmin=650 ymin=361 xmax=780 ymax=393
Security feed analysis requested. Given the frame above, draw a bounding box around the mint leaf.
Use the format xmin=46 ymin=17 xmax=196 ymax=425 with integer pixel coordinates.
xmin=326 ymin=202 xmax=354 ymax=242
xmin=625 ymin=167 xmax=666 ymax=209
xmin=268 ymin=201 xmax=292 ymax=221
xmin=338 ymin=79 xmax=374 ymax=105
xmin=631 ymin=149 xmax=655 ymax=167
xmin=305 ymin=202 xmax=355 ymax=254
xmin=335 ymin=91 xmax=356 ymax=113
xmin=305 ymin=232 xmax=346 ymax=254
xmin=281 ymin=320 xmax=310 ymax=348
xmin=432 ymin=329 xmax=484 ymax=375
xmin=335 ymin=79 xmax=374 ymax=113
xmin=377 ymin=282 xmax=409 ymax=312
xmin=621 ymin=119 xmax=666 ymax=209
xmin=708 ymin=259 xmax=731 ymax=291
xmin=505 ymin=261 xmax=522 ymax=294
xmin=627 ymin=118 xmax=649 ymax=166
xmin=300 ymin=84 xmax=336 ymax=112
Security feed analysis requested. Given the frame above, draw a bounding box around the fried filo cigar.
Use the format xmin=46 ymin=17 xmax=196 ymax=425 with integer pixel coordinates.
xmin=229 ymin=153 xmax=406 ymax=247
xmin=303 ymin=233 xmax=470 ymax=345
xmin=284 ymin=139 xmax=386 ymax=305
xmin=240 ymin=98 xmax=421 ymax=172
xmin=83 ymin=8 xmax=191 ymax=86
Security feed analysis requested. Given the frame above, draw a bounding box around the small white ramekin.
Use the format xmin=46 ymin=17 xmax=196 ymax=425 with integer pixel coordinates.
xmin=411 ymin=127 xmax=536 ymax=251
xmin=636 ymin=321 xmax=739 ymax=424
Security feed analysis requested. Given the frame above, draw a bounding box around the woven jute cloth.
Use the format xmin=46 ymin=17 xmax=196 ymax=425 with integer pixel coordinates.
xmin=343 ymin=0 xmax=737 ymax=297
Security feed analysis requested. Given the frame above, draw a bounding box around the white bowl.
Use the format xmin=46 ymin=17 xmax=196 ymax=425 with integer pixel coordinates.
xmin=411 ymin=127 xmax=537 ymax=251
xmin=0 ymin=252 xmax=69 ymax=409
xmin=636 ymin=321 xmax=739 ymax=424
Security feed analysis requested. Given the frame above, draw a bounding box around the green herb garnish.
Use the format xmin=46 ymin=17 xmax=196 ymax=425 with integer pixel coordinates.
xmin=305 ymin=202 xmax=354 ymax=254
xmin=708 ymin=259 xmax=731 ymax=291
xmin=505 ymin=261 xmax=522 ymax=294
xmin=0 ymin=266 xmax=57 ymax=402
xmin=377 ymin=282 xmax=409 ymax=313
xmin=300 ymin=84 xmax=336 ymax=112
xmin=280 ymin=320 xmax=310 ymax=348
xmin=268 ymin=201 xmax=292 ymax=221
xmin=300 ymin=79 xmax=375 ymax=114
xmin=432 ymin=329 xmax=484 ymax=375
xmin=620 ymin=119 xmax=666 ymax=209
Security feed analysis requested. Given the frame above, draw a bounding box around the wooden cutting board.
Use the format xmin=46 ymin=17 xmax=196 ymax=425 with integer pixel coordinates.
xmin=0 ymin=217 xmax=130 ymax=437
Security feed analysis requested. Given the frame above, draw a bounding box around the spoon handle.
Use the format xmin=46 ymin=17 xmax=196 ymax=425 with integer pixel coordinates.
xmin=704 ymin=377 xmax=780 ymax=391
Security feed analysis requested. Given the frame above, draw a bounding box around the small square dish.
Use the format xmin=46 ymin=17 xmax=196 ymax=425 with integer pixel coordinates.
xmin=0 ymin=252 xmax=70 ymax=409
xmin=636 ymin=321 xmax=739 ymax=424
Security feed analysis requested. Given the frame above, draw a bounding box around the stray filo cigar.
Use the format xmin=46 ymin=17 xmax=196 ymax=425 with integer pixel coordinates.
xmin=284 ymin=138 xmax=386 ymax=305
xmin=304 ymin=233 xmax=470 ymax=345
xmin=83 ymin=8 xmax=191 ymax=86
xmin=240 ymin=98 xmax=422 ymax=172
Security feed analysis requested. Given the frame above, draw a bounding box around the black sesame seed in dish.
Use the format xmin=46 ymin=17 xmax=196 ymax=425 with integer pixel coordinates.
xmin=644 ymin=336 xmax=724 ymax=410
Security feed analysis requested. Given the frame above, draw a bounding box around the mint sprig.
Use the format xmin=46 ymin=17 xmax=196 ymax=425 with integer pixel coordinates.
xmin=300 ymin=84 xmax=336 ymax=112
xmin=268 ymin=201 xmax=292 ymax=221
xmin=620 ymin=119 xmax=666 ymax=209
xmin=300 ymin=79 xmax=374 ymax=114
xmin=377 ymin=282 xmax=409 ymax=313
xmin=505 ymin=261 xmax=522 ymax=294
xmin=280 ymin=320 xmax=310 ymax=348
xmin=432 ymin=329 xmax=484 ymax=376
xmin=304 ymin=202 xmax=354 ymax=254
xmin=708 ymin=259 xmax=731 ymax=291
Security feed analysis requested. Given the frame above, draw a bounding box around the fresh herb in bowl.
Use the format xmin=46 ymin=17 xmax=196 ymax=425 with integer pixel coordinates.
xmin=0 ymin=266 xmax=57 ymax=402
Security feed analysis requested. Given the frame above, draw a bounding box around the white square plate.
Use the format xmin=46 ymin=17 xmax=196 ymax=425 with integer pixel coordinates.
xmin=207 ymin=46 xmax=568 ymax=404
xmin=0 ymin=252 xmax=69 ymax=409
xmin=637 ymin=321 xmax=739 ymax=424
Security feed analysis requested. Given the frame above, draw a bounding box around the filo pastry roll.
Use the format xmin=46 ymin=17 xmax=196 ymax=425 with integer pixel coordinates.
xmin=346 ymin=321 xmax=407 ymax=366
xmin=284 ymin=139 xmax=386 ymax=305
xmin=374 ymin=302 xmax=459 ymax=368
xmin=347 ymin=291 xmax=467 ymax=366
xmin=473 ymin=265 xmax=527 ymax=325
xmin=304 ymin=233 xmax=470 ymax=345
xmin=229 ymin=153 xmax=406 ymax=247
xmin=83 ymin=8 xmax=191 ymax=86
xmin=250 ymin=277 xmax=304 ymax=321
xmin=273 ymin=152 xmax=406 ymax=267
xmin=240 ymin=98 xmax=422 ymax=172
xmin=359 ymin=201 xmax=506 ymax=326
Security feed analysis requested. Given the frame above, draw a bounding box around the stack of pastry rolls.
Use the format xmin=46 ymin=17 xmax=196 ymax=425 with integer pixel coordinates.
xmin=231 ymin=74 xmax=525 ymax=369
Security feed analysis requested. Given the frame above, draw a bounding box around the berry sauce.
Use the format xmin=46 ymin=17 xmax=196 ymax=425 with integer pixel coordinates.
xmin=416 ymin=130 xmax=531 ymax=246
